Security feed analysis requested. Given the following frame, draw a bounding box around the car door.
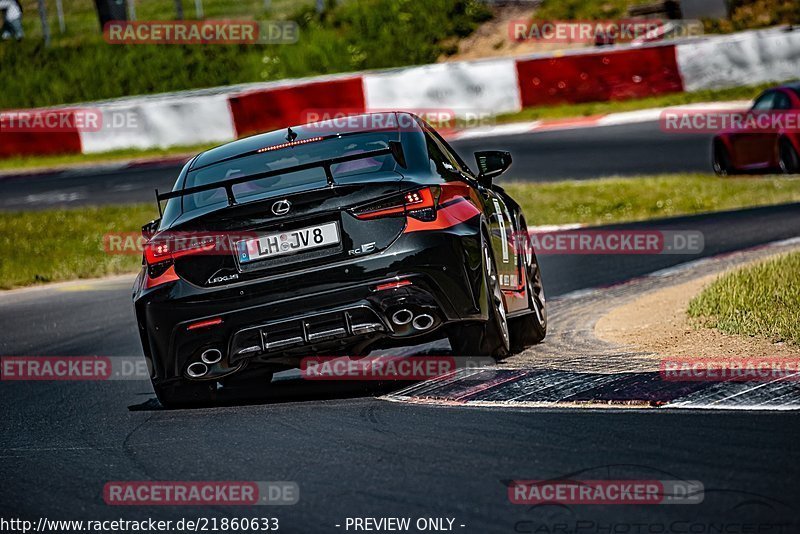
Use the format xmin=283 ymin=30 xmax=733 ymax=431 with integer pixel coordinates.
xmin=770 ymin=90 xmax=794 ymax=167
xmin=423 ymin=129 xmax=523 ymax=300
xmin=731 ymin=91 xmax=777 ymax=169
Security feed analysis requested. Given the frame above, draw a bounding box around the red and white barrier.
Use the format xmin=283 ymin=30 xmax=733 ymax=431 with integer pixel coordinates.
xmin=676 ymin=28 xmax=800 ymax=92
xmin=79 ymin=94 xmax=236 ymax=154
xmin=2 ymin=27 xmax=798 ymax=158
xmin=516 ymin=45 xmax=684 ymax=106
xmin=0 ymin=108 xmax=84 ymax=158
xmin=229 ymin=76 xmax=365 ymax=138
xmin=364 ymin=58 xmax=521 ymax=116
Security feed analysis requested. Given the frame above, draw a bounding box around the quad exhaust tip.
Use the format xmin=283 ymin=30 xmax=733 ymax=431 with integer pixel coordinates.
xmin=186 ymin=362 xmax=209 ymax=378
xmin=201 ymin=348 xmax=223 ymax=365
xmin=391 ymin=309 xmax=413 ymax=326
xmin=412 ymin=314 xmax=434 ymax=331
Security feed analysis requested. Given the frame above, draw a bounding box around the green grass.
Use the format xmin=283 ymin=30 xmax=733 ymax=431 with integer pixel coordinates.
xmin=504 ymin=174 xmax=800 ymax=226
xmin=0 ymin=204 xmax=156 ymax=289
xmin=3 ymin=173 xmax=800 ymax=289
xmin=533 ymin=0 xmax=651 ymax=20
xmin=18 ymin=0 xmax=315 ymax=45
xmin=0 ymin=0 xmax=490 ymax=109
xmin=533 ymin=0 xmax=799 ymax=32
xmin=688 ymin=251 xmax=800 ymax=345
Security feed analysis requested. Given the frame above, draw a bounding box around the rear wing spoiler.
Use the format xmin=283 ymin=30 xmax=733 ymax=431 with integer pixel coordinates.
xmin=155 ymin=140 xmax=407 ymax=214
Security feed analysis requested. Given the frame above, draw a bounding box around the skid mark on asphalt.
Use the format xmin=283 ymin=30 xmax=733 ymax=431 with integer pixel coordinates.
xmin=382 ymin=239 xmax=800 ymax=411
xmin=382 ymin=368 xmax=800 ymax=410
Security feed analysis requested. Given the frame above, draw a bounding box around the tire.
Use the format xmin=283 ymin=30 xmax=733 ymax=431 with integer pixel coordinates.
xmin=448 ymin=234 xmax=510 ymax=359
xmin=713 ymin=141 xmax=734 ymax=176
xmin=779 ymin=138 xmax=800 ymax=174
xmin=509 ymin=220 xmax=547 ymax=353
xmin=153 ymin=379 xmax=216 ymax=409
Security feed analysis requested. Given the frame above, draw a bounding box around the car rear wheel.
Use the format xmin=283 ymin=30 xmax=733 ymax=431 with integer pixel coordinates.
xmin=448 ymin=236 xmax=510 ymax=359
xmin=779 ymin=138 xmax=800 ymax=174
xmin=713 ymin=141 xmax=734 ymax=176
xmin=509 ymin=222 xmax=547 ymax=352
xmin=154 ymin=367 xmax=276 ymax=408
xmin=153 ymin=379 xmax=216 ymax=409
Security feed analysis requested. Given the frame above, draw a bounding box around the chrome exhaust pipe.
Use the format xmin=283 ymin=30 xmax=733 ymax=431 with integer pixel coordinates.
xmin=186 ymin=362 xmax=209 ymax=378
xmin=201 ymin=348 xmax=222 ymax=365
xmin=412 ymin=314 xmax=434 ymax=331
xmin=391 ymin=309 xmax=413 ymax=326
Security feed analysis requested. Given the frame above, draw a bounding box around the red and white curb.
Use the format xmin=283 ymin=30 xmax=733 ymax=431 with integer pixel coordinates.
xmin=446 ymin=101 xmax=750 ymax=141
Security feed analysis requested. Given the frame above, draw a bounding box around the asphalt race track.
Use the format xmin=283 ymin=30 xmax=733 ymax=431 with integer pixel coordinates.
xmin=0 ymin=121 xmax=713 ymax=210
xmin=2 ymin=202 xmax=799 ymax=531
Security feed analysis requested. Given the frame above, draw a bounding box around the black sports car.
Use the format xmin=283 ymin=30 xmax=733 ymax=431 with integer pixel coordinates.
xmin=133 ymin=112 xmax=547 ymax=407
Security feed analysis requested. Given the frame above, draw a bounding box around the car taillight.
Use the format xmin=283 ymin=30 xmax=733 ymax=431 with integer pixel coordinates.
xmin=144 ymin=236 xmax=217 ymax=265
xmin=143 ymin=234 xmax=218 ymax=280
xmin=353 ymin=188 xmax=438 ymax=221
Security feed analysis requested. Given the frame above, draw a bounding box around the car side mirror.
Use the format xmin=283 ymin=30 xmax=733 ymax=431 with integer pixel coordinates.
xmin=141 ymin=219 xmax=161 ymax=241
xmin=475 ymin=151 xmax=512 ymax=185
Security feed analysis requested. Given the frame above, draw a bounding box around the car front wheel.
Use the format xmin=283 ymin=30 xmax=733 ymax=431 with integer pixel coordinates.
xmin=713 ymin=141 xmax=734 ymax=176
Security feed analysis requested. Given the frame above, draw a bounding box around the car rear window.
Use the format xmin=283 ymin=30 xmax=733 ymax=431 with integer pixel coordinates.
xmin=180 ymin=131 xmax=400 ymax=212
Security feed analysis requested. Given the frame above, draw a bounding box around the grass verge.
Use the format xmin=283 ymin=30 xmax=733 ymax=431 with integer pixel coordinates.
xmin=2 ymin=174 xmax=800 ymax=289
xmin=505 ymin=174 xmax=800 ymax=226
xmin=1 ymin=0 xmax=490 ymax=109
xmin=0 ymin=204 xmax=156 ymax=289
xmin=688 ymin=252 xmax=800 ymax=345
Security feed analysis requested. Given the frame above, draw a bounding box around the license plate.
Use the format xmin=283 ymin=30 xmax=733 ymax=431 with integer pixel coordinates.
xmin=237 ymin=222 xmax=340 ymax=264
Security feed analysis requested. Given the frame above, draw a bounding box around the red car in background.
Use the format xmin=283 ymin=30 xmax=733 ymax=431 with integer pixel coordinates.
xmin=713 ymin=82 xmax=800 ymax=175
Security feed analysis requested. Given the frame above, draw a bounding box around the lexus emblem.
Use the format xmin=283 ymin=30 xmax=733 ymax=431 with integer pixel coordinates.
xmin=271 ymin=200 xmax=291 ymax=216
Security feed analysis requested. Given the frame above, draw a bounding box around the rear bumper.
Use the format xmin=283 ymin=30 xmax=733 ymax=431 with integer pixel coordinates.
xmin=134 ymin=228 xmax=485 ymax=383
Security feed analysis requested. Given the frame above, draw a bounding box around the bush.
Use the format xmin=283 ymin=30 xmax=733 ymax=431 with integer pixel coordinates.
xmin=704 ymin=0 xmax=800 ymax=33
